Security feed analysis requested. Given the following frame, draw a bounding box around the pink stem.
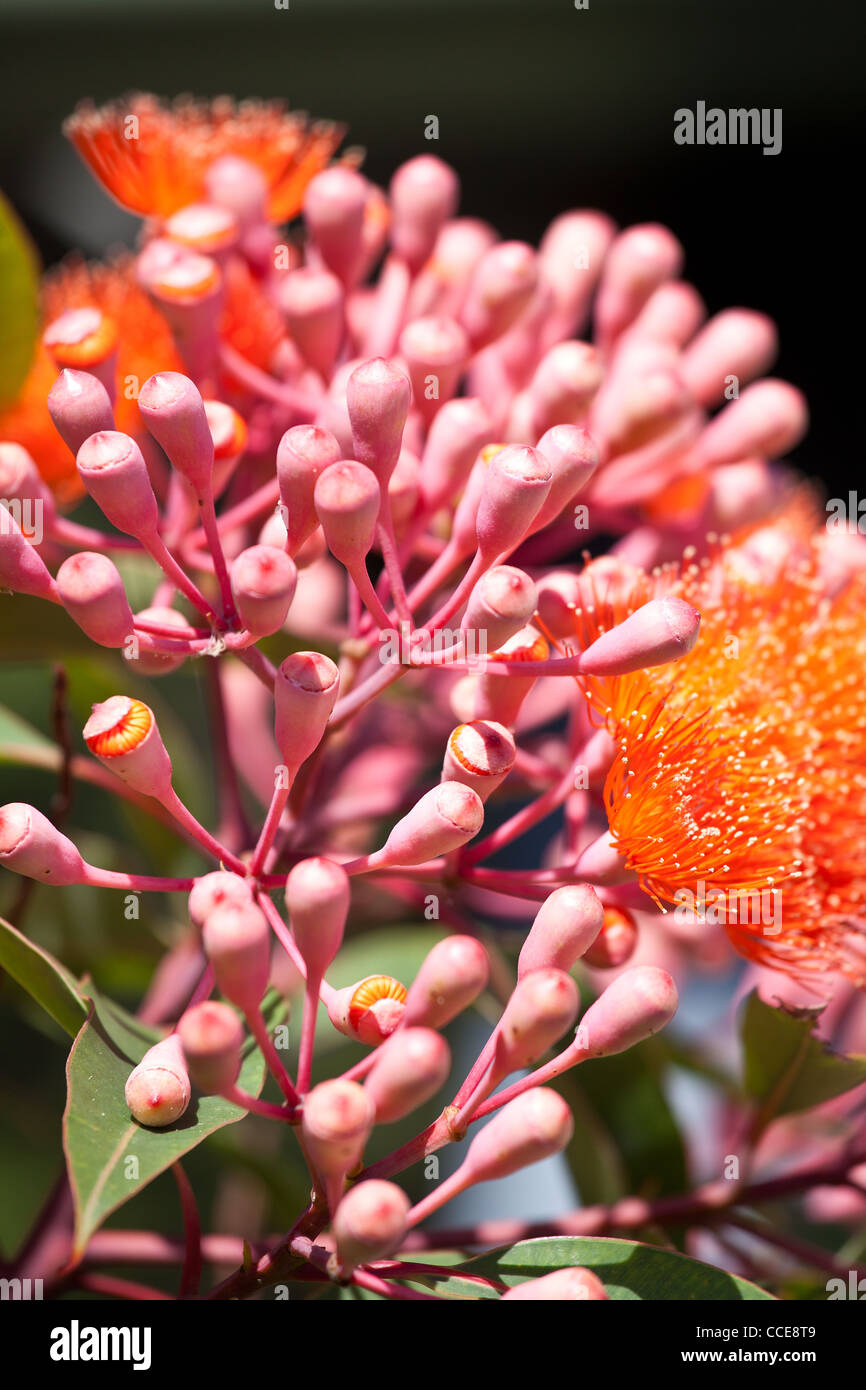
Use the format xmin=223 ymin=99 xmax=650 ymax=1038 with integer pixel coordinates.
xmin=171 ymin=1161 xmax=202 ymax=1298
xmin=250 ymin=783 xmax=293 ymax=877
xmin=245 ymin=1005 xmax=301 ymax=1110
xmin=81 ymin=865 xmax=196 ymax=892
xmin=351 ymin=1266 xmax=441 ymax=1301
xmin=362 ymin=254 xmax=412 ymax=358
xmin=145 ymin=530 xmax=219 ymax=623
xmin=199 ymin=493 xmax=238 ymax=623
xmin=219 ymin=343 xmax=323 ymax=415
xmin=50 ymin=517 xmax=141 ymax=551
xmin=460 ymin=762 xmax=578 ymax=866
xmin=161 ymin=786 xmax=248 ymax=876
xmin=297 ymin=979 xmax=320 ymax=1095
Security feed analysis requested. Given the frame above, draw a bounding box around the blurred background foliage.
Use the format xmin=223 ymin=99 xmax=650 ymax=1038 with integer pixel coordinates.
xmin=0 ymin=0 xmax=862 ymax=1293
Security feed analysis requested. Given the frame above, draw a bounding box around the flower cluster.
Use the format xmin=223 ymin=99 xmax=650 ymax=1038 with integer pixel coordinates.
xmin=1 ymin=93 xmax=864 ymax=1302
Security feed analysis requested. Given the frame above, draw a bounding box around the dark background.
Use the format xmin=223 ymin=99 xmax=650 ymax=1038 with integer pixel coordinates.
xmin=0 ymin=0 xmax=861 ymax=495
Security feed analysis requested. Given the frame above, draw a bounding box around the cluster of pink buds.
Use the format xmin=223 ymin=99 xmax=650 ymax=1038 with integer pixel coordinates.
xmin=4 ymin=98 xmax=844 ymax=1303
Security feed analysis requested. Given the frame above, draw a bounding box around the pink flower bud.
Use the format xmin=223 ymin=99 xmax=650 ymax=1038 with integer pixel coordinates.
xmin=533 ymin=423 xmax=599 ymax=528
xmin=346 ymin=358 xmax=411 ymax=484
xmin=204 ymin=155 xmax=268 ymax=227
xmin=373 ymin=782 xmax=484 ymax=867
xmin=314 ymin=460 xmax=381 ymax=566
xmin=328 ymin=975 xmax=408 ymax=1045
xmin=442 ymin=720 xmax=516 ymax=801
xmin=274 ymin=650 xmax=340 ymax=772
xmin=0 ymin=507 xmax=59 ymax=600
xmin=189 ymin=871 xmax=254 ymax=927
xmin=693 ymin=379 xmax=808 ymax=468
xmin=204 ymin=399 xmax=247 ymax=497
xmin=535 ymin=571 xmax=582 ymax=640
xmin=518 ymin=884 xmax=604 ymax=977
xmin=403 ymin=935 xmax=490 ymax=1029
xmin=76 ymin=431 xmax=160 ymax=541
xmin=276 ymin=424 xmax=342 ymax=556
xmin=389 ymin=155 xmax=459 ymax=270
xmin=139 ymin=246 xmax=223 ymax=380
xmin=127 ymin=606 xmax=189 ymax=676
xmin=461 ymin=242 xmax=539 ymax=350
xmin=500 ymin=1267 xmax=608 ymax=1300
xmin=43 ymin=307 xmax=118 ymax=400
xmin=577 ymin=596 xmax=700 ymax=676
xmin=623 ymin=281 xmax=706 ymax=349
xmin=138 ymin=371 xmax=214 ymax=501
xmin=303 ymin=167 xmax=368 ymax=286
xmin=594 ymin=224 xmax=684 ymax=350
xmin=388 ymin=446 xmax=420 ymax=531
xmin=231 ymin=544 xmax=297 ymax=636
xmin=398 ymin=316 xmax=468 ymax=421
xmin=201 ymin=899 xmax=271 ymax=1011
xmin=178 ymin=1001 xmax=244 ymax=1093
xmin=462 ymin=565 xmax=537 ymax=653
xmin=489 ymin=968 xmax=580 ymax=1086
xmin=0 ymin=442 xmax=54 ymax=515
xmin=125 ymin=1034 xmax=191 ymax=1128
xmin=474 ymin=626 xmax=549 ymax=727
xmin=522 ymin=343 xmax=604 ymax=438
xmin=84 ymin=696 xmax=173 ymax=797
xmin=365 ymin=1028 xmax=451 ymax=1123
xmin=332 ymin=1179 xmax=411 ymax=1272
xmin=0 ymin=802 xmax=86 ymax=884
xmin=278 ymin=267 xmax=345 ymax=380
xmin=462 ymin=1087 xmax=573 ymax=1184
xmin=301 ymin=1079 xmax=375 ymax=1208
xmin=57 ymin=552 xmax=135 ymax=648
xmin=575 ymin=966 xmax=679 ymax=1058
xmin=476 ymin=445 xmax=552 ymax=562
xmin=582 ymin=905 xmax=639 ymax=969
xmin=420 ymin=396 xmax=492 ymax=511
xmin=538 ymin=209 xmax=616 ymax=334
xmin=680 ymin=308 xmax=778 ymax=407
xmin=285 ymin=856 xmax=350 ymax=979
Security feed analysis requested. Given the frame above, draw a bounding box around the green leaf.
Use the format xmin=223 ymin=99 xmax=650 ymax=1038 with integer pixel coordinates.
xmin=740 ymin=989 xmax=866 ymax=1121
xmin=0 ymin=702 xmax=54 ymax=756
xmin=0 ymin=913 xmax=88 ymax=1036
xmin=0 ymin=191 xmax=39 ymax=410
xmin=63 ymin=987 xmax=287 ymax=1255
xmin=433 ymin=1236 xmax=775 ymax=1301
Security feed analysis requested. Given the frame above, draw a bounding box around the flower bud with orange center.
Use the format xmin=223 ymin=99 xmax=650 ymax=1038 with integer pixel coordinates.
xmin=582 ymin=905 xmax=639 ymax=969
xmin=442 ymin=720 xmax=515 ymax=801
xmin=43 ymin=307 xmax=118 ymax=401
xmin=327 ymin=975 xmax=408 ymax=1046
xmin=139 ymin=244 xmax=223 ymax=380
xmin=165 ymin=202 xmax=239 ymax=259
xmin=177 ymin=1000 xmax=244 ymax=1094
xmin=83 ymin=695 xmax=173 ymax=797
xmin=125 ymin=1034 xmax=191 ymax=1128
xmin=204 ymin=399 xmax=247 ymax=498
xmin=474 ymin=625 xmax=549 ymax=727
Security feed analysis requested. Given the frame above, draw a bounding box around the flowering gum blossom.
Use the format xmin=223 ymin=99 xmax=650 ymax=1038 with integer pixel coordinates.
xmin=328 ymin=975 xmax=408 ymax=1045
xmin=274 ymin=650 xmax=340 ymax=771
xmin=442 ymin=721 xmax=516 ymax=801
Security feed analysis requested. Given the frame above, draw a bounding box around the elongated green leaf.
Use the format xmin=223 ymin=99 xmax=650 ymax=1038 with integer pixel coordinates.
xmin=0 ymin=702 xmax=54 ymax=755
xmin=426 ymin=1236 xmax=774 ymax=1301
xmin=0 ymin=191 xmax=39 ymax=409
xmin=0 ymin=913 xmax=88 ymax=1036
xmin=740 ymin=990 xmax=866 ymax=1120
xmin=64 ymin=987 xmax=286 ymax=1254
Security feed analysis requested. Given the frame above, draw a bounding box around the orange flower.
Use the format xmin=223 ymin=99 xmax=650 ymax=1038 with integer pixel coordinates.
xmin=0 ymin=257 xmax=183 ymax=501
xmin=569 ymin=524 xmax=866 ymax=984
xmin=64 ymin=94 xmax=347 ymax=223
xmin=220 ymin=257 xmax=286 ymax=374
